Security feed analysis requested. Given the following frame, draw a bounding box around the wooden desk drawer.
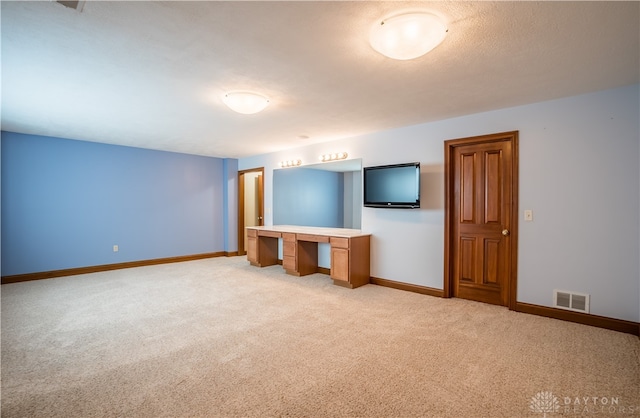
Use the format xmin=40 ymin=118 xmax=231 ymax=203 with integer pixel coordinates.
xmin=330 ymin=237 xmax=350 ymax=249
xmin=282 ymin=232 xmax=296 ymax=242
xmin=247 ymin=229 xmax=257 ymax=238
xmin=330 ymin=247 xmax=349 ymax=282
xmin=283 ymin=255 xmax=296 ymax=270
xmin=258 ymin=230 xmax=282 ymax=238
xmin=283 ymin=240 xmax=296 ymax=256
xmin=297 ymin=234 xmax=330 ymax=243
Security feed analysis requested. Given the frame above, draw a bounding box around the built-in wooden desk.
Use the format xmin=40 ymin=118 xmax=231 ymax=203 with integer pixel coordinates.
xmin=246 ymin=225 xmax=371 ymax=289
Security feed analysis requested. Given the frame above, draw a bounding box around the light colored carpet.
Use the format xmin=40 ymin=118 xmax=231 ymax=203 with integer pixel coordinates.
xmin=1 ymin=256 xmax=639 ymax=417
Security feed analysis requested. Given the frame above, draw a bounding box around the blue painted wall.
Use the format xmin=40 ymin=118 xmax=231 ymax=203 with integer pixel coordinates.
xmin=1 ymin=131 xmax=226 ymax=276
xmin=273 ymin=168 xmax=344 ymax=227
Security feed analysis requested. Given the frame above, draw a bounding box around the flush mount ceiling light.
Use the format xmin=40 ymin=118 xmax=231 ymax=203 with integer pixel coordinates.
xmin=369 ymin=12 xmax=447 ymax=60
xmin=222 ymin=91 xmax=270 ymax=114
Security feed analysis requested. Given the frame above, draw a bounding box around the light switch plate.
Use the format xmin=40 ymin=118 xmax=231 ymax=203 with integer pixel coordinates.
xmin=524 ymin=210 xmax=533 ymax=221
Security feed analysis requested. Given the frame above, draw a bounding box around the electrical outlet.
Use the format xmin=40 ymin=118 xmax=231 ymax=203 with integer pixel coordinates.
xmin=113 ymin=245 xmax=119 ymax=252
xmin=524 ymin=210 xmax=533 ymax=221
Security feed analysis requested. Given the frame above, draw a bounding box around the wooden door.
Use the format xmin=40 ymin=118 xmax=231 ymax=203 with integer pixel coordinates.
xmin=444 ymin=132 xmax=518 ymax=308
xmin=257 ymin=174 xmax=264 ymax=226
xmin=237 ymin=168 xmax=264 ymax=256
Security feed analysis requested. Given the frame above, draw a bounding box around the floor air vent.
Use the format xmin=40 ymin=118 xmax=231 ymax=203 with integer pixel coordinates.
xmin=554 ymin=290 xmax=590 ymax=313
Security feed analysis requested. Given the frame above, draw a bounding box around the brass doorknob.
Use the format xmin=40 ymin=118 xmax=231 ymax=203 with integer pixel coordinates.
xmin=502 ymin=229 xmax=510 ymax=236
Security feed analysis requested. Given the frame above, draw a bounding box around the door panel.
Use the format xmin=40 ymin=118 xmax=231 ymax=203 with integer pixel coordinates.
xmin=484 ymin=150 xmax=502 ymax=224
xmin=460 ymin=237 xmax=476 ymax=282
xmin=483 ymin=238 xmax=500 ymax=285
xmin=461 ymin=153 xmax=476 ymax=223
xmin=446 ymin=132 xmax=518 ymax=308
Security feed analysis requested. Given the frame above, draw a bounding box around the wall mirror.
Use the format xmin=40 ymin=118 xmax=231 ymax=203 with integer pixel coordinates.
xmin=273 ymin=159 xmax=362 ymax=229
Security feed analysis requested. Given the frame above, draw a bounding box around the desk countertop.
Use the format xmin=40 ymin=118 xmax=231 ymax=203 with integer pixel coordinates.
xmin=246 ymin=225 xmax=370 ymax=238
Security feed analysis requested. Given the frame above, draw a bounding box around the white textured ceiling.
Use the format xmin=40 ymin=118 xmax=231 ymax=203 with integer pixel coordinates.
xmin=2 ymin=1 xmax=639 ymax=158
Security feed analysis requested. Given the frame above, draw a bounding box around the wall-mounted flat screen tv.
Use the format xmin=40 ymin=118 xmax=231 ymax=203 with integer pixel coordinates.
xmin=363 ymin=162 xmax=420 ymax=209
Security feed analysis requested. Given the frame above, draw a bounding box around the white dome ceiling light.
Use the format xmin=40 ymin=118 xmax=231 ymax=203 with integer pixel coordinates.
xmin=369 ymin=12 xmax=447 ymax=60
xmin=222 ymin=91 xmax=270 ymax=114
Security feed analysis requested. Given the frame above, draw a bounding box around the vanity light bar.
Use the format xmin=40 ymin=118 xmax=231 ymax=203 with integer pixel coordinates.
xmin=319 ymin=152 xmax=348 ymax=162
xmin=279 ymin=159 xmax=302 ymax=168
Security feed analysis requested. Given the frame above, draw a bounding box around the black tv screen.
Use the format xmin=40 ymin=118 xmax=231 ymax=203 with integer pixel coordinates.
xmin=363 ymin=162 xmax=420 ymax=209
